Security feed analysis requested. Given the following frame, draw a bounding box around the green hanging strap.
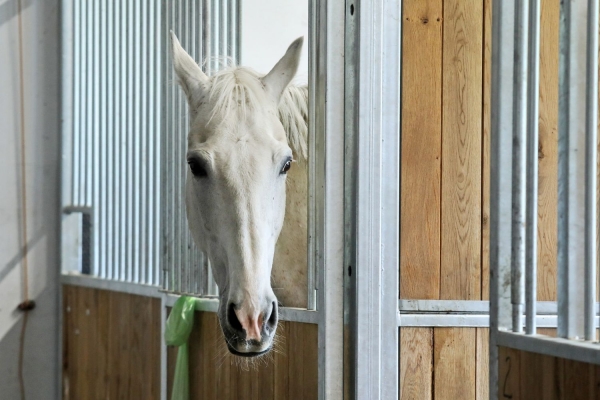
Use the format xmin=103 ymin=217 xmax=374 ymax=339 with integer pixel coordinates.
xmin=164 ymin=296 xmax=196 ymax=400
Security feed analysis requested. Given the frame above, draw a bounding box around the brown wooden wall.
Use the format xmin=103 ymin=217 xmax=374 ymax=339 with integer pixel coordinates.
xmin=499 ymin=346 xmax=600 ymax=400
xmin=62 ymin=286 xmax=317 ymax=400
xmin=167 ymin=312 xmax=318 ymax=399
xmin=62 ymin=285 xmax=162 ymax=400
xmin=399 ymin=0 xmax=560 ymax=399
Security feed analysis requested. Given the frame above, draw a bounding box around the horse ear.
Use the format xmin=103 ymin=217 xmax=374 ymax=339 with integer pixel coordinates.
xmin=170 ymin=31 xmax=208 ymax=107
xmin=262 ymin=37 xmax=304 ymax=103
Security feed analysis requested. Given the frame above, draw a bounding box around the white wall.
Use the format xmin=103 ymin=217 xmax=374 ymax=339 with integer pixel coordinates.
xmin=241 ymin=0 xmax=309 ymax=83
xmin=0 ymin=0 xmax=61 ymax=398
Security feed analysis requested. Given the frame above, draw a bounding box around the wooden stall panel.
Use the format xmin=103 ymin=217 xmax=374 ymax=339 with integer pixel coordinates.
xmin=62 ymin=285 xmax=161 ymax=400
xmin=168 ymin=312 xmax=318 ymax=400
xmin=440 ymin=0 xmax=483 ymax=301
xmin=434 ymin=328 xmax=476 ymax=400
xmin=498 ymin=347 xmax=600 ymax=400
xmin=400 ymin=0 xmax=443 ymax=300
xmin=400 ymin=328 xmax=434 ymax=400
xmin=476 ymin=328 xmax=489 ymax=400
xmin=536 ymin=0 xmax=560 ymax=302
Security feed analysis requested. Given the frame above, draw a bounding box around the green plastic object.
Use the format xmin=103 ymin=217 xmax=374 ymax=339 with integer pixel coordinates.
xmin=165 ymin=296 xmax=196 ymax=400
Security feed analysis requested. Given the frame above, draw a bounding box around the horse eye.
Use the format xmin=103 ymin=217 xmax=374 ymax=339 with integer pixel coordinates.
xmin=281 ymin=160 xmax=292 ymax=175
xmin=188 ymin=159 xmax=207 ymax=177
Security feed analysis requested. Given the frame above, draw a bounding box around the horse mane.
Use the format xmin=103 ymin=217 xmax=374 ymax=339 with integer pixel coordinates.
xmin=206 ymin=66 xmax=308 ymax=160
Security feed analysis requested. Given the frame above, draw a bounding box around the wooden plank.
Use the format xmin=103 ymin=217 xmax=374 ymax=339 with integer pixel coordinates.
xmin=287 ymin=321 xmax=304 ymax=399
xmin=440 ymin=0 xmax=483 ymax=300
xmin=433 ymin=328 xmax=476 ymax=400
xmin=400 ymin=0 xmax=443 ymax=299
xmin=274 ymin=321 xmax=290 ymax=400
xmin=537 ymin=0 xmax=560 ymax=302
xmin=481 ymin=0 xmax=492 ymax=301
xmin=302 ymin=323 xmax=319 ymax=400
xmin=400 ymin=328 xmax=433 ymax=400
xmin=476 ymin=328 xmax=489 ymax=400
xmin=562 ymin=359 xmax=596 ymax=400
xmin=519 ymin=351 xmax=558 ymax=400
xmin=62 ymin=286 xmax=161 ymax=400
xmin=498 ymin=346 xmax=521 ymax=400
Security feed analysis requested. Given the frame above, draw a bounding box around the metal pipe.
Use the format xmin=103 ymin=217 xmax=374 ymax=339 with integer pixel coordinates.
xmin=525 ymin=0 xmax=541 ymax=335
xmin=106 ymin=0 xmax=115 ymax=280
xmin=584 ymin=0 xmax=598 ymax=341
xmin=99 ymin=0 xmax=108 ymax=279
xmin=72 ymin=0 xmax=80 ymax=207
xmin=140 ymin=0 xmax=149 ymax=285
xmin=557 ymin=0 xmax=587 ymax=340
xmin=511 ymin=0 xmax=529 ymax=333
xmin=489 ymin=0 xmax=517 ymax=394
xmin=155 ymin=0 xmax=162 ymax=287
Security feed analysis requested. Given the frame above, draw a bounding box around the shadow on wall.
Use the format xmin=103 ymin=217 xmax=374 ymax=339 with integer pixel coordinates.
xmin=0 ymin=0 xmax=36 ymax=28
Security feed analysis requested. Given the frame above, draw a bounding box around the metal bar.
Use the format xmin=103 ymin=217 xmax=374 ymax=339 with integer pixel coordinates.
xmin=584 ymin=0 xmax=599 ymax=342
xmin=160 ymin=0 xmax=169 ymax=290
xmin=306 ymin=0 xmax=319 ymax=312
xmin=113 ymin=0 xmax=122 ymax=281
xmin=398 ymin=299 xmax=600 ymax=314
xmin=62 ymin=273 xmax=161 ymax=298
xmin=489 ymin=0 xmax=517 ymax=396
xmin=557 ymin=0 xmax=587 ymax=340
xmin=152 ymin=0 xmax=162 ymax=290
xmin=353 ymin=0 xmax=401 ymax=397
xmin=106 ymin=0 xmax=115 ymax=280
xmin=126 ymin=0 xmax=135 ymax=282
xmin=119 ymin=0 xmax=128 ymax=281
xmin=71 ymin=0 xmax=80 ymax=206
xmin=153 ymin=0 xmax=161 ymax=287
xmin=92 ymin=0 xmax=101 ymax=276
xmin=399 ymin=314 xmax=599 ymax=328
xmin=315 ymin=0 xmax=345 ymax=398
xmin=99 ymin=0 xmax=108 ymax=279
xmin=140 ymin=0 xmax=149 ymax=285
xmin=525 ymin=0 xmax=541 ymax=336
xmin=227 ymin=0 xmax=234 ymax=61
xmin=133 ymin=0 xmax=141 ymax=283
xmin=82 ymin=0 xmax=89 ymax=207
xmin=511 ymin=0 xmax=529 ymax=334
xmin=219 ymin=0 xmax=226 ymax=59
xmin=497 ymin=330 xmax=600 ymax=366
xmin=62 ymin=0 xmax=74 ymax=210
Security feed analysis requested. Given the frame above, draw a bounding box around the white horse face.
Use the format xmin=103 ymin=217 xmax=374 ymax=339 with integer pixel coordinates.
xmin=171 ymin=32 xmax=303 ymax=356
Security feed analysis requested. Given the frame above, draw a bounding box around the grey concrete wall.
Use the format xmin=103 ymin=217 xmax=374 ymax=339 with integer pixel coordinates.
xmin=0 ymin=0 xmax=61 ymax=398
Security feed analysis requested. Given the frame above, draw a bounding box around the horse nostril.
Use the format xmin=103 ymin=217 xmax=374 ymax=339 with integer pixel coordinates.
xmin=266 ymin=301 xmax=278 ymax=329
xmin=227 ymin=303 xmax=243 ymax=333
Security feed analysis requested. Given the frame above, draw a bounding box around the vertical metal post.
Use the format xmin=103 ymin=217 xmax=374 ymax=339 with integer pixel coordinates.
xmin=107 ymin=0 xmax=115 ymax=280
xmin=313 ymin=0 xmax=345 ymax=398
xmin=490 ymin=0 xmax=516 ymax=396
xmin=352 ymin=0 xmax=401 ymax=397
xmin=525 ymin=0 xmax=541 ymax=335
xmin=154 ymin=0 xmax=161 ymax=286
xmin=557 ymin=0 xmax=588 ymax=340
xmin=511 ymin=0 xmax=529 ymax=333
xmin=307 ymin=0 xmax=320 ymax=312
xmin=584 ymin=0 xmax=598 ymax=341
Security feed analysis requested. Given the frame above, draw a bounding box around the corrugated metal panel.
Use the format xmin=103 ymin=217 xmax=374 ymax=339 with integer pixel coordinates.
xmin=64 ymin=0 xmax=163 ymax=284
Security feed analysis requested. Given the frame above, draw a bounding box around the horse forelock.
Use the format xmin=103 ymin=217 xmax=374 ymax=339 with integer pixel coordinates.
xmin=203 ymin=66 xmax=308 ymax=160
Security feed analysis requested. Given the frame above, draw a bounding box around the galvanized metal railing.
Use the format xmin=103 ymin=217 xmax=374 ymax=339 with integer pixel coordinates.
xmin=490 ymin=0 xmax=600 ymax=395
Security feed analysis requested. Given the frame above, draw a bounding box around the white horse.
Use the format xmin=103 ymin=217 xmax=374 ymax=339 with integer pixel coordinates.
xmin=170 ymin=33 xmax=308 ymax=357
